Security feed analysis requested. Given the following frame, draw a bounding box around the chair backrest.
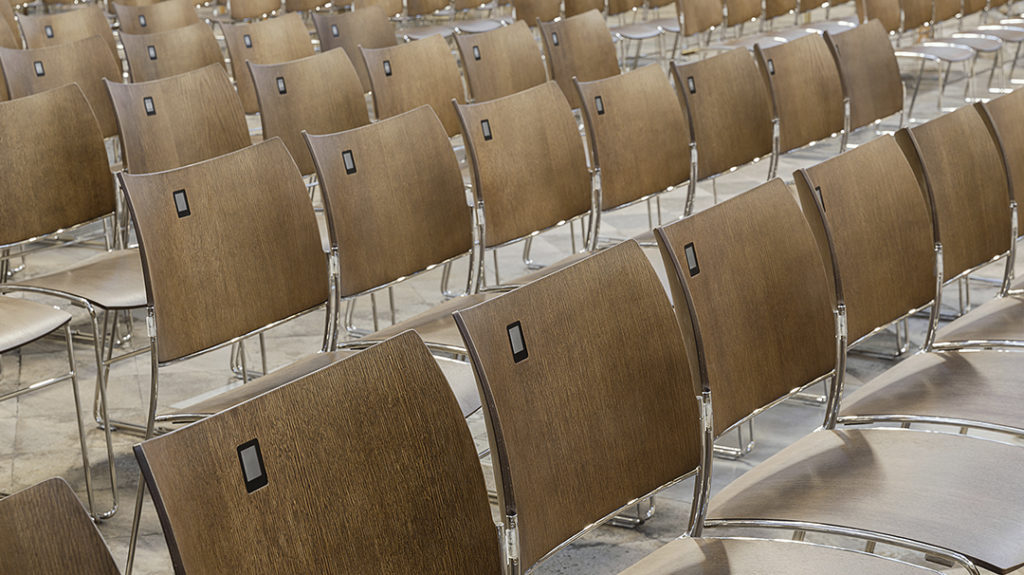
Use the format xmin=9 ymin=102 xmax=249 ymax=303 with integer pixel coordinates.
xmin=671 ymin=48 xmax=773 ymax=181
xmin=0 ymin=0 xmax=19 ymax=49
xmin=857 ymin=0 xmax=901 ymax=32
xmin=680 ymin=0 xmax=722 ymax=36
xmin=795 ymin=135 xmax=935 ymax=342
xmin=407 ymin=0 xmax=447 ymax=17
xmin=353 ymin=0 xmax=403 ymax=18
xmin=113 ymin=0 xmax=199 ymax=34
xmin=825 ymin=20 xmax=902 ymax=132
xmin=135 ymin=331 xmax=502 ymax=573
xmin=118 ymin=138 xmax=327 ymax=363
xmin=222 ymin=13 xmax=314 ymax=114
xmin=361 ymin=34 xmax=465 ymax=136
xmin=453 ymin=240 xmax=702 ymax=572
xmin=249 ymin=49 xmax=369 ymax=176
xmin=305 ymin=106 xmax=472 ymax=297
xmin=980 ymin=89 xmax=1024 ymax=237
xmin=106 ymin=64 xmax=250 ymax=174
xmin=899 ymin=0 xmax=932 ymax=31
xmin=229 ymin=0 xmax=282 ymax=20
xmin=0 ymin=478 xmax=120 ymax=575
xmin=575 ymin=64 xmax=690 ymax=211
xmin=19 ymin=5 xmax=118 ymax=61
xmin=538 ymin=10 xmax=620 ymax=109
xmin=0 ymin=84 xmax=113 ymax=247
xmin=901 ymin=105 xmax=1012 ymax=281
xmin=513 ymin=0 xmax=560 ymax=26
xmin=121 ymin=20 xmax=225 ymax=82
xmin=765 ymin=0 xmax=797 ymax=22
xmin=725 ymin=0 xmax=762 ymax=27
xmin=456 ymin=81 xmax=592 ymax=248
xmin=455 ymin=20 xmax=547 ymax=102
xmin=286 ymin=0 xmax=329 ymax=12
xmin=755 ymin=34 xmax=844 ymax=154
xmin=0 ymin=35 xmax=121 ymax=139
xmin=932 ymin=0 xmax=959 ymax=23
xmin=565 ymin=0 xmax=602 ymax=17
xmin=311 ymin=7 xmax=396 ymax=93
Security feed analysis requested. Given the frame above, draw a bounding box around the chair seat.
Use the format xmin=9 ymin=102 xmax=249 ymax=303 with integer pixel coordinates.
xmin=972 ymin=24 xmax=1024 ymax=43
xmin=709 ymin=34 xmax=788 ymax=51
xmin=803 ymin=19 xmax=857 ymax=35
xmin=649 ymin=16 xmax=680 ymax=33
xmin=612 ymin=22 xmax=662 ymax=40
xmin=402 ymin=24 xmax=455 ymax=40
xmin=935 ymin=294 xmax=1024 ymax=346
xmin=0 ymin=296 xmax=72 ymax=353
xmin=454 ymin=18 xmax=507 ymax=33
xmin=944 ymin=34 xmax=1003 ymax=53
xmin=896 ymin=43 xmax=975 ymax=63
xmin=840 ymin=349 xmax=1024 ymax=430
xmin=619 ymin=536 xmax=941 ymax=574
xmin=497 ymin=250 xmax=593 ymax=286
xmin=359 ymin=292 xmax=497 ymax=350
xmin=773 ymin=27 xmax=814 ymax=41
xmin=708 ymin=428 xmax=1024 ymax=574
xmin=12 ymin=249 xmax=146 ymax=310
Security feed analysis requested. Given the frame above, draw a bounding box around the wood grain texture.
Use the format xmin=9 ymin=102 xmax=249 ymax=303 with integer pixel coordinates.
xmin=454 ymin=241 xmax=702 ymax=571
xmin=979 ymin=90 xmax=1024 ymax=235
xmin=361 ymin=34 xmax=466 ymax=136
xmin=455 ymin=20 xmax=547 ymax=102
xmin=680 ymin=0 xmax=722 ymax=35
xmin=708 ymin=428 xmax=1024 ymax=574
xmin=221 ymin=12 xmax=314 ymax=114
xmin=0 ymin=84 xmax=113 ymax=246
xmin=565 ymin=0 xmax=602 ymax=17
xmin=14 ymin=249 xmax=146 ymax=310
xmin=113 ymin=0 xmax=199 ymax=34
xmin=249 ymin=49 xmax=369 ymax=176
xmin=106 ymin=64 xmax=250 ymax=174
xmin=934 ymin=293 xmax=1024 ymax=342
xmin=228 ymin=0 xmax=282 ymax=20
xmin=121 ymin=21 xmax=225 ymax=82
xmin=305 ymin=106 xmax=471 ymax=296
xmin=901 ymin=0 xmax=934 ymax=29
xmin=671 ymin=49 xmax=773 ymax=180
xmin=826 ymin=20 xmax=902 ymax=131
xmin=857 ymin=0 xmax=901 ymax=32
xmin=138 ymin=331 xmax=501 ymax=574
xmin=0 ymin=0 xmax=19 ymax=49
xmin=311 ymin=7 xmax=396 ymax=93
xmin=726 ymin=0 xmax=761 ymax=27
xmin=513 ymin=0 xmax=560 ymax=26
xmin=575 ymin=64 xmax=690 ymax=210
xmin=407 ymin=0 xmax=448 ymax=17
xmin=0 ymin=35 xmax=121 ymax=138
xmin=765 ymin=0 xmax=796 ymax=20
xmin=285 ymin=0 xmax=329 ymax=12
xmin=656 ymin=179 xmax=835 ymax=436
xmin=19 ymin=5 xmax=119 ymax=61
xmin=798 ymin=136 xmax=935 ymax=342
xmin=904 ymin=105 xmax=1011 ymax=279
xmin=353 ymin=0 xmax=402 ymax=18
xmin=539 ymin=10 xmax=620 ymax=109
xmin=456 ymin=81 xmax=591 ymax=247
xmin=0 ymin=478 xmax=120 ymax=575
xmin=932 ymin=0 xmax=960 ymax=23
xmin=0 ymin=296 xmax=71 ymax=354
xmin=756 ymin=34 xmax=844 ymax=153
xmin=118 ymin=139 xmax=328 ymax=363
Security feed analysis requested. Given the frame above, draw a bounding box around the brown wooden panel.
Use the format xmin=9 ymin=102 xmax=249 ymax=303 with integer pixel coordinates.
xmin=353 ymin=0 xmax=402 ymax=17
xmin=565 ymin=0 xmax=602 ymax=16
xmin=113 ymin=0 xmax=199 ymax=34
xmin=934 ymin=294 xmax=1024 ymax=343
xmin=726 ymin=0 xmax=761 ymax=27
xmin=826 ymin=20 xmax=903 ymax=131
xmin=680 ymin=0 xmax=723 ymax=35
xmin=539 ymin=10 xmax=620 ymax=109
xmin=311 ymin=7 xmax=396 ymax=93
xmin=933 ymin=0 xmax=959 ymax=22
xmin=900 ymin=0 xmax=932 ymax=30
xmin=858 ymin=0 xmax=901 ymax=31
xmin=979 ymin=90 xmax=1024 ymax=235
xmin=513 ymin=0 xmax=560 ymax=25
xmin=765 ymin=0 xmax=796 ymax=21
xmin=0 ymin=0 xmax=19 ymax=49
xmin=121 ymin=21 xmax=225 ymax=82
xmin=118 ymin=139 xmax=328 ymax=363
xmin=455 ymin=20 xmax=547 ymax=102
xmin=229 ymin=0 xmax=282 ymax=20
xmin=408 ymin=0 xmax=448 ymax=17
xmin=19 ymin=5 xmax=118 ymax=61
xmin=221 ymin=13 xmax=314 ymax=114
xmin=454 ymin=241 xmax=702 ymax=571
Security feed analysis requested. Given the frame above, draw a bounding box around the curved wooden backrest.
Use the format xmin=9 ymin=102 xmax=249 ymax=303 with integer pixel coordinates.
xmin=455 ymin=20 xmax=547 ymax=102
xmin=900 ymin=0 xmax=932 ymax=30
xmin=671 ymin=49 xmax=773 ymax=180
xmin=230 ymin=0 xmax=282 ymax=20
xmin=765 ymin=0 xmax=796 ymax=21
xmin=575 ymin=64 xmax=690 ymax=210
xmin=513 ymin=0 xmax=560 ymax=26
xmin=0 ymin=84 xmax=113 ymax=247
xmin=681 ymin=0 xmax=722 ymax=36
xmin=565 ymin=0 xmax=602 ymax=16
xmin=106 ymin=64 xmax=249 ymax=174
xmin=0 ymin=35 xmax=121 ymax=139
xmin=121 ymin=21 xmax=224 ymax=82
xmin=755 ymin=34 xmax=844 ymax=153
xmin=453 ymin=241 xmax=701 ymax=572
xmin=796 ymin=135 xmax=935 ymax=342
xmin=113 ymin=0 xmax=199 ymax=34
xmin=361 ymin=34 xmax=465 ymax=135
xmin=0 ymin=478 xmax=120 ymax=575
xmin=222 ymin=13 xmax=314 ymax=114
xmin=726 ymin=0 xmax=762 ymax=26
xmin=19 ymin=5 xmax=118 ymax=62
xmin=932 ymin=0 xmax=959 ymax=22
xmin=285 ymin=0 xmax=329 ymax=12
xmin=136 ymin=331 xmax=501 ymax=574
xmin=119 ymin=138 xmax=327 ymax=363
xmin=311 ymin=7 xmax=396 ymax=93
xmin=980 ymin=90 xmax=1024 ymax=232
xmin=538 ymin=11 xmax=619 ymax=109
xmin=825 ymin=20 xmax=902 ymax=131
xmin=903 ymin=105 xmax=1012 ymax=280
xmin=305 ymin=106 xmax=471 ymax=297
xmin=407 ymin=0 xmax=447 ymax=17
xmin=608 ymin=0 xmax=642 ymax=16
xmin=857 ymin=0 xmax=901 ymax=31
xmin=249 ymin=49 xmax=369 ymax=176
xmin=353 ymin=0 xmax=403 ymax=17
xmin=656 ymin=179 xmax=835 ymax=436
xmin=456 ymin=81 xmax=591 ymax=247
xmin=0 ymin=0 xmax=19 ymax=49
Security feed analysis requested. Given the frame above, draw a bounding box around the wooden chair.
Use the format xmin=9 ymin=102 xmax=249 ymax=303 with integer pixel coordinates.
xmin=512 ymin=0 xmax=559 ymax=26
xmin=0 ymin=35 xmax=121 ymax=139
xmin=285 ymin=0 xmax=330 ymax=13
xmin=0 ymin=0 xmax=19 ymax=49
xmin=228 ymin=0 xmax=283 ymax=20
xmin=454 ymin=20 xmax=546 ymax=102
xmin=574 ymin=64 xmax=690 ymax=231
xmin=352 ymin=0 xmax=402 ymax=18
xmin=311 ymin=6 xmax=397 ymax=93
xmin=249 ymin=49 xmax=370 ymax=176
xmin=0 ymin=478 xmax=120 ymax=573
xmin=121 ymin=21 xmax=225 ymax=82
xmin=979 ymin=88 xmax=1023 ymax=294
xmin=655 ymin=174 xmax=1024 ymax=575
xmin=221 ymin=12 xmax=314 ymax=114
xmin=134 ymin=332 xmax=499 ymax=574
xmin=19 ymin=5 xmax=119 ymax=62
xmin=670 ymin=48 xmax=774 ymax=214
xmin=936 ymin=0 xmax=1023 ymax=92
xmin=361 ymin=33 xmax=465 ymax=135
xmin=538 ymin=10 xmax=619 ymax=109
xmin=824 ymin=19 xmax=904 ymax=133
xmin=401 ymin=0 xmax=456 ymax=40
xmin=106 ymin=64 xmax=250 ymax=174
xmin=113 ymin=0 xmax=200 ymax=34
